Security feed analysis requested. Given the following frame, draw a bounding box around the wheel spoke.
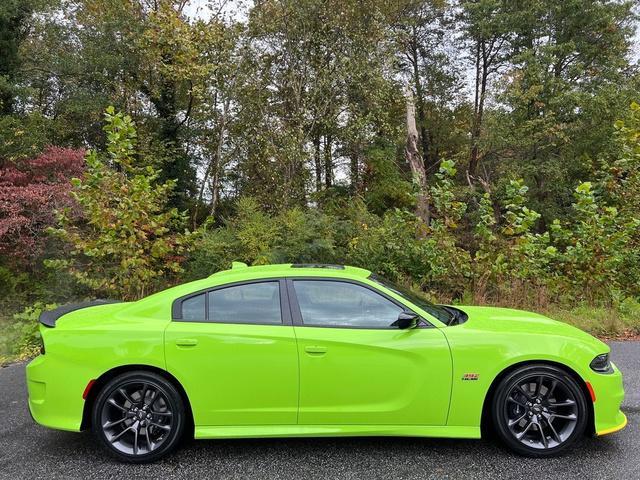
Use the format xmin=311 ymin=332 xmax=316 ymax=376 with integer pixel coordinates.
xmin=517 ymin=384 xmax=533 ymax=401
xmin=149 ymin=422 xmax=171 ymax=431
xmin=508 ymin=396 xmax=527 ymax=408
xmin=547 ymin=418 xmax=562 ymax=443
xmin=103 ymin=417 xmax=127 ymax=429
xmin=109 ymin=425 xmax=135 ymax=444
xmin=535 ymin=376 xmax=543 ymax=397
xmin=107 ymin=398 xmax=127 ymax=412
xmin=140 ymin=383 xmax=148 ymax=403
xmin=538 ymin=420 xmax=548 ymax=448
xmin=516 ymin=421 xmax=533 ymax=440
xmin=118 ymin=388 xmax=136 ymax=406
xmin=546 ymin=379 xmax=557 ymax=399
xmin=548 ymin=399 xmax=576 ymax=408
xmin=509 ymin=412 xmax=528 ymax=427
xmin=144 ymin=427 xmax=154 ymax=452
xmin=133 ymin=426 xmax=139 ymax=455
xmin=147 ymin=389 xmax=159 ymax=408
xmin=152 ymin=411 xmax=172 ymax=417
xmin=551 ymin=413 xmax=577 ymax=421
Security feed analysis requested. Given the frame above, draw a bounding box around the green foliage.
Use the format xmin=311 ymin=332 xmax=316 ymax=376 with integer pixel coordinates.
xmin=1 ymin=0 xmax=640 ymax=358
xmin=0 ymin=302 xmax=57 ymax=363
xmin=186 ymin=197 xmax=337 ymax=278
xmin=48 ymin=108 xmax=197 ymax=300
xmin=549 ymin=181 xmax=640 ymax=303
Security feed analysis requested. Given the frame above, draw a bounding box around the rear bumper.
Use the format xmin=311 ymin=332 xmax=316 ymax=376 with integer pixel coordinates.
xmin=26 ymin=355 xmax=83 ymax=432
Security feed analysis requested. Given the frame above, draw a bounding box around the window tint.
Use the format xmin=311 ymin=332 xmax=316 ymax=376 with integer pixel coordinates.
xmin=293 ymin=280 xmax=403 ymax=328
xmin=182 ymin=293 xmax=206 ymax=321
xmin=208 ymin=282 xmax=282 ymax=324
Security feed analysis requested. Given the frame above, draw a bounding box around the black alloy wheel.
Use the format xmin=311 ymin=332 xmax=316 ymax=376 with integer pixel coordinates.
xmin=492 ymin=364 xmax=588 ymax=457
xmin=92 ymin=371 xmax=186 ymax=463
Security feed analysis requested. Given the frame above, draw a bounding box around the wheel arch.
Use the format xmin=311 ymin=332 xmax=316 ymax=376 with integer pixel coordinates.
xmin=80 ymin=364 xmax=194 ymax=436
xmin=480 ymin=360 xmax=595 ymax=438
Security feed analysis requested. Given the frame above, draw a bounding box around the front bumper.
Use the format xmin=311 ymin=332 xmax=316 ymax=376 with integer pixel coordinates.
xmin=590 ymin=361 xmax=627 ymax=437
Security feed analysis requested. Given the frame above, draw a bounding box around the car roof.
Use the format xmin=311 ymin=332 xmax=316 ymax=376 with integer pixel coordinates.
xmin=208 ymin=262 xmax=371 ymax=280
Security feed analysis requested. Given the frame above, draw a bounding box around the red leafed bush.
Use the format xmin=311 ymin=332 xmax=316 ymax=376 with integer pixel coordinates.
xmin=0 ymin=147 xmax=85 ymax=269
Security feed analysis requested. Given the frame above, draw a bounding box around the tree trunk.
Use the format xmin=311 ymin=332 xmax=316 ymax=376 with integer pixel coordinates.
xmin=350 ymin=150 xmax=359 ymax=194
xmin=409 ymin=28 xmax=436 ymax=175
xmin=324 ymin=134 xmax=332 ymax=188
xmin=313 ymin=133 xmax=322 ymax=192
xmin=404 ymin=85 xmax=430 ymax=225
xmin=469 ymin=40 xmax=489 ymax=179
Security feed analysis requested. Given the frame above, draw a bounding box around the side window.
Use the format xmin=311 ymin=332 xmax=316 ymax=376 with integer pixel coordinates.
xmin=293 ymin=280 xmax=403 ymax=328
xmin=182 ymin=293 xmax=206 ymax=321
xmin=208 ymin=282 xmax=282 ymax=325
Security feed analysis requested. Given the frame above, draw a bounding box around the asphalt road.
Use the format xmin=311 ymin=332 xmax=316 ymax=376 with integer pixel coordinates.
xmin=1 ymin=342 xmax=638 ymax=480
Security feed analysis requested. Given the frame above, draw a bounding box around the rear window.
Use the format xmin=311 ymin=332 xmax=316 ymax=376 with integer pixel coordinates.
xmin=179 ymin=281 xmax=282 ymax=325
xmin=208 ymin=282 xmax=282 ymax=325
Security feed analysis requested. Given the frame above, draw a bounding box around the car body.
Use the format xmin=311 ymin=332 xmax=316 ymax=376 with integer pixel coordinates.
xmin=26 ymin=263 xmax=627 ymax=462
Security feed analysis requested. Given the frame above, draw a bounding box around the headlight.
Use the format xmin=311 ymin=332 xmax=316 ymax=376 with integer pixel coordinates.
xmin=590 ymin=353 xmax=613 ymax=374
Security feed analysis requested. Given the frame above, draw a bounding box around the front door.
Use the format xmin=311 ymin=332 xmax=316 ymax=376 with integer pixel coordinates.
xmin=165 ymin=279 xmax=298 ymax=426
xmin=288 ymin=278 xmax=452 ymax=426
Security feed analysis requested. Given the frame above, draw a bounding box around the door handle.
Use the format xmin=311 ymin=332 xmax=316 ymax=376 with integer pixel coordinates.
xmin=304 ymin=345 xmax=327 ymax=355
xmin=175 ymin=338 xmax=198 ymax=347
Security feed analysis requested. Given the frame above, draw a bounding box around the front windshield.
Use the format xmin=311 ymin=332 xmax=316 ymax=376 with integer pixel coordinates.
xmin=368 ymin=274 xmax=452 ymax=324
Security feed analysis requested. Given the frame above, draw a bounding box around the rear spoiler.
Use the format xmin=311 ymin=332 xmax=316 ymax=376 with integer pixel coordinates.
xmin=39 ymin=300 xmax=121 ymax=328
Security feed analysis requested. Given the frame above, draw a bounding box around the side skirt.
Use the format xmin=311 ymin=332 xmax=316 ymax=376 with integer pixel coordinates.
xmin=195 ymin=424 xmax=480 ymax=440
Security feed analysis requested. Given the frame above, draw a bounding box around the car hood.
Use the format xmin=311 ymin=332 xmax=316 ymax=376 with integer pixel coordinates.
xmin=453 ymin=305 xmax=606 ymax=348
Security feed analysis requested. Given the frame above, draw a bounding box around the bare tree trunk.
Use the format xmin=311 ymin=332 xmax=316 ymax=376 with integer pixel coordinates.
xmin=324 ymin=134 xmax=332 ymax=188
xmin=313 ymin=133 xmax=322 ymax=192
xmin=350 ymin=151 xmax=359 ymax=194
xmin=409 ymin=27 xmax=436 ymax=176
xmin=405 ymin=85 xmax=430 ymax=225
xmin=469 ymin=39 xmax=492 ymax=179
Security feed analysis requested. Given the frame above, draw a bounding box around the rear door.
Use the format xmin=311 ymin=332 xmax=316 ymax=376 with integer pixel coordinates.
xmin=165 ymin=279 xmax=299 ymax=426
xmin=289 ymin=278 xmax=452 ymax=426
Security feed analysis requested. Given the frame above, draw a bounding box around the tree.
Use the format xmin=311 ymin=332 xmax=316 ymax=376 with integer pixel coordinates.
xmin=459 ymin=0 xmax=513 ymax=179
xmin=394 ymin=0 xmax=462 ymax=176
xmin=49 ymin=107 xmax=196 ymax=300
xmin=0 ymin=0 xmax=36 ymax=115
xmin=486 ymin=0 xmax=636 ymax=220
xmin=404 ymin=86 xmax=430 ymax=224
xmin=0 ymin=147 xmax=84 ymax=269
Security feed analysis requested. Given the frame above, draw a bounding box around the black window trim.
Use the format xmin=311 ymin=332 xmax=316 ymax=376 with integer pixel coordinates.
xmin=285 ymin=277 xmax=433 ymax=330
xmin=172 ymin=278 xmax=292 ymax=326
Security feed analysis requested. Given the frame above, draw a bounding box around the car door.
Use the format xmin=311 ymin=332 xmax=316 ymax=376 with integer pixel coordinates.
xmin=288 ymin=278 xmax=452 ymax=426
xmin=164 ymin=279 xmax=299 ymax=426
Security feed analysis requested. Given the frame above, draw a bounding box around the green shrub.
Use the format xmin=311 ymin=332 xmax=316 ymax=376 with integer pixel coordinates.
xmin=0 ymin=302 xmax=58 ymax=364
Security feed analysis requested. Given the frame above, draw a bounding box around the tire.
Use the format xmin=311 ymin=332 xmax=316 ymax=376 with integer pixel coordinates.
xmin=91 ymin=370 xmax=186 ymax=463
xmin=491 ymin=364 xmax=588 ymax=457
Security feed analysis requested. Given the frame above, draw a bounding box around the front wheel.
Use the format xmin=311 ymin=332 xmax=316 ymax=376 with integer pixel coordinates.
xmin=92 ymin=370 xmax=186 ymax=463
xmin=491 ymin=364 xmax=588 ymax=457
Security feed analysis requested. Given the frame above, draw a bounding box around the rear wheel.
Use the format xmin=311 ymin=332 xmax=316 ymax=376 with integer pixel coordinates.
xmin=491 ymin=364 xmax=588 ymax=457
xmin=92 ymin=371 xmax=185 ymax=463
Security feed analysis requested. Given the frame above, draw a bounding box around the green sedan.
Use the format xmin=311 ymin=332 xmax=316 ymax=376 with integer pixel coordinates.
xmin=26 ymin=263 xmax=627 ymax=462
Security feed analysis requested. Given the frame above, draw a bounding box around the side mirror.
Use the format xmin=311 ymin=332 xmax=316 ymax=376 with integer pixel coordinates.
xmin=391 ymin=311 xmax=420 ymax=329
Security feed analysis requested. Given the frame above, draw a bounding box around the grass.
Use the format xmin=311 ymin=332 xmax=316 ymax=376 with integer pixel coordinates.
xmin=545 ymin=306 xmax=640 ymax=339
